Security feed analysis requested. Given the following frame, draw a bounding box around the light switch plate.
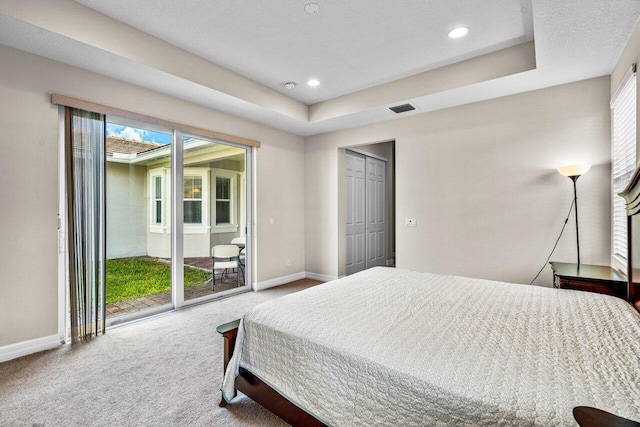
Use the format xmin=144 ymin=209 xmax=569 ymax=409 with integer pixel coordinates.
xmin=404 ymin=218 xmax=417 ymax=227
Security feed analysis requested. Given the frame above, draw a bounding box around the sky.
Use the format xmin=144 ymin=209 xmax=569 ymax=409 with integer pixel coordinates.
xmin=106 ymin=122 xmax=171 ymax=145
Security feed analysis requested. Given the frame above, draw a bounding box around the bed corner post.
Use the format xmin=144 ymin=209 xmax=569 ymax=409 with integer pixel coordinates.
xmin=216 ymin=319 xmax=241 ymax=407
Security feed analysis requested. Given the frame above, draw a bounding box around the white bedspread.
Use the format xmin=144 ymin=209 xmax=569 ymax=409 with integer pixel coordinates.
xmin=222 ymin=267 xmax=640 ymax=426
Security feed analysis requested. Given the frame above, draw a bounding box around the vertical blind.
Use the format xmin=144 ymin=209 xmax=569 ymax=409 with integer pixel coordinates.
xmin=66 ymin=107 xmax=107 ymax=340
xmin=611 ymin=67 xmax=637 ymax=262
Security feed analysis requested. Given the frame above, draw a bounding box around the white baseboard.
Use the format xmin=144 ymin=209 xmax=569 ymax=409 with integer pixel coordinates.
xmin=0 ymin=334 xmax=61 ymax=363
xmin=255 ymin=272 xmax=307 ymax=291
xmin=305 ymin=272 xmax=339 ymax=282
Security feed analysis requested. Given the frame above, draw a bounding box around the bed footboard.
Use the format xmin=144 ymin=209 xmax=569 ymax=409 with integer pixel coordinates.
xmin=216 ymin=319 xmax=240 ymax=407
xmin=216 ymin=319 xmax=327 ymax=426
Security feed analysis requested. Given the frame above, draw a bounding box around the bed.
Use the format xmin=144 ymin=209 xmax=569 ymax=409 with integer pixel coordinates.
xmin=218 ymin=167 xmax=640 ymax=426
xmin=219 ymin=268 xmax=640 ymax=425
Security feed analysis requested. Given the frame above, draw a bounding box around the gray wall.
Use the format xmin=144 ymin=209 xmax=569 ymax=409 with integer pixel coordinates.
xmin=306 ymin=76 xmax=612 ymax=285
xmin=106 ymin=162 xmax=147 ymax=259
xmin=0 ymin=55 xmax=59 ymax=346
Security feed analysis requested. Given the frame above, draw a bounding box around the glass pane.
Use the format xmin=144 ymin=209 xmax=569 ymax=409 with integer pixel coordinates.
xmin=183 ymin=135 xmax=247 ymax=302
xmin=155 ymin=200 xmax=162 ymax=224
xmin=216 ymin=177 xmax=230 ymax=200
xmin=105 ymin=121 xmax=172 ymax=319
xmin=216 ymin=201 xmax=230 ymax=224
xmin=184 ymin=177 xmax=193 ymax=198
xmin=194 ymin=177 xmax=202 ymax=199
xmin=184 ymin=176 xmax=203 ymax=199
xmin=154 ymin=176 xmax=161 ymax=199
xmin=184 ymin=200 xmax=202 ymax=224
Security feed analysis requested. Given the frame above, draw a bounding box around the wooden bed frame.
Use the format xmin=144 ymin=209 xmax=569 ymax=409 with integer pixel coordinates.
xmin=619 ymin=162 xmax=640 ymax=312
xmin=217 ymin=166 xmax=640 ymax=425
xmin=216 ymin=319 xmax=327 ymax=426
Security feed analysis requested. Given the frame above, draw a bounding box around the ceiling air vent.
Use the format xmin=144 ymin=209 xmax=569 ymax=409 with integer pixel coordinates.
xmin=389 ymin=103 xmax=415 ymax=114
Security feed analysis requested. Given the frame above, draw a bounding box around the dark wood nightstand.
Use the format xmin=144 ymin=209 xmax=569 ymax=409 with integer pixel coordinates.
xmin=549 ymin=262 xmax=627 ymax=299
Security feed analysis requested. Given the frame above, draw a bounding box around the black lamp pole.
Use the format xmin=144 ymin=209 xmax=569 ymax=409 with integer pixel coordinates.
xmin=557 ymin=164 xmax=590 ymax=267
xmin=570 ymin=175 xmax=581 ymax=265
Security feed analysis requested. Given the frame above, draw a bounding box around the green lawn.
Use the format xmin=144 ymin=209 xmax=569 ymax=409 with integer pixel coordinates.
xmin=106 ymin=258 xmax=211 ymax=304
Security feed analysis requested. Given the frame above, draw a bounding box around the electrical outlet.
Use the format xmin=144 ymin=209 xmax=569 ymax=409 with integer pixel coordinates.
xmin=404 ymin=218 xmax=417 ymax=227
xmin=286 ymin=259 xmax=291 ymax=266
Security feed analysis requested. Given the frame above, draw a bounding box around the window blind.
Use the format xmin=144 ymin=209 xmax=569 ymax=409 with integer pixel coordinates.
xmin=66 ymin=107 xmax=107 ymax=340
xmin=611 ymin=67 xmax=637 ymax=262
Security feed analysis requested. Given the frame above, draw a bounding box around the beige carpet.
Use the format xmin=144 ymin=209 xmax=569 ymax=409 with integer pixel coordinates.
xmin=0 ymin=279 xmax=321 ymax=427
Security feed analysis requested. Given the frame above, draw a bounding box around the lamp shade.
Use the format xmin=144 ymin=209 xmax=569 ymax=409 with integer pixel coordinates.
xmin=557 ymin=164 xmax=591 ymax=178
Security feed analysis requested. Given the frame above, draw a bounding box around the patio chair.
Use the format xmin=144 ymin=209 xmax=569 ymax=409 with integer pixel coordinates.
xmin=238 ymin=248 xmax=246 ymax=279
xmin=211 ymin=245 xmax=240 ymax=290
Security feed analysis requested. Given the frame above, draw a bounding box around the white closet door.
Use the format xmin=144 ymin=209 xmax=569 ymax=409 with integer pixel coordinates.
xmin=365 ymin=157 xmax=386 ymax=269
xmin=345 ymin=152 xmax=366 ymax=275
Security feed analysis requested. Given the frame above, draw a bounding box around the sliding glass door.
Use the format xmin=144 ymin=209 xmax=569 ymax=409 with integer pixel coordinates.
xmin=105 ymin=119 xmax=174 ymax=321
xmin=103 ymin=117 xmax=251 ymax=325
xmin=182 ymin=135 xmax=249 ymax=303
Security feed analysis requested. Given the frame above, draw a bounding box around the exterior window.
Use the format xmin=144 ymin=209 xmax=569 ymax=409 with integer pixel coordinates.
xmin=216 ymin=177 xmax=231 ymax=224
xmin=153 ymin=175 xmax=162 ymax=224
xmin=148 ymin=167 xmax=238 ymax=234
xmin=611 ymin=67 xmax=637 ymax=266
xmin=210 ymin=169 xmax=238 ymax=233
xmin=184 ymin=175 xmax=203 ymax=224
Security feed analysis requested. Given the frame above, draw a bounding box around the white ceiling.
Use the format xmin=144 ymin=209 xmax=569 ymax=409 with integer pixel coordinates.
xmin=0 ymin=0 xmax=639 ymax=136
xmin=74 ymin=0 xmax=534 ymax=104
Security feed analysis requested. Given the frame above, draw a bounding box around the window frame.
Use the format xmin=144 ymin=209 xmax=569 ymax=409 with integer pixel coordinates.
xmin=181 ymin=169 xmax=209 ymax=232
xmin=149 ymin=167 xmax=210 ymax=234
xmin=153 ymin=175 xmax=163 ymax=225
xmin=215 ymin=177 xmax=231 ymax=224
xmin=149 ymin=168 xmax=167 ymax=234
xmin=611 ymin=65 xmax=637 ymax=271
xmin=211 ymin=168 xmax=239 ymax=233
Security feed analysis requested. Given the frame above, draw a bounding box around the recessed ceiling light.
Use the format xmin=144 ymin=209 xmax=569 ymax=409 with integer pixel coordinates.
xmin=305 ymin=3 xmax=320 ymax=14
xmin=448 ymin=26 xmax=469 ymax=39
xmin=283 ymin=82 xmax=297 ymax=89
xmin=307 ymin=79 xmax=320 ymax=87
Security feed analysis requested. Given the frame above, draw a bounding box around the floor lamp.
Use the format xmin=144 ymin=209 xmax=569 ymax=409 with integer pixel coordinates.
xmin=557 ymin=164 xmax=591 ymax=265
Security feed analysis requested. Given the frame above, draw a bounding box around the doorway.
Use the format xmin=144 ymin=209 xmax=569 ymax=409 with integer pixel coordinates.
xmin=59 ymin=111 xmax=253 ymax=333
xmin=104 ymin=117 xmax=252 ymax=324
xmin=345 ymin=145 xmax=393 ymax=275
